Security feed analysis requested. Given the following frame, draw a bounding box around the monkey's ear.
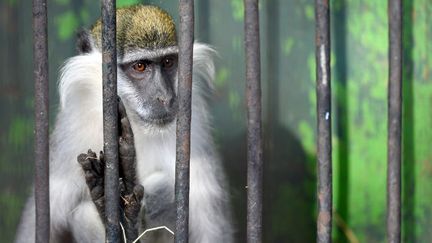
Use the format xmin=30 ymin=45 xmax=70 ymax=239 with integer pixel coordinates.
xmin=76 ymin=29 xmax=93 ymax=54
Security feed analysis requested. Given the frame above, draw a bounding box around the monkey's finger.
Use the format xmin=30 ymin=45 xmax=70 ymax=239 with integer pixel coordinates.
xmin=118 ymin=97 xmax=127 ymax=120
xmin=118 ymin=134 xmax=137 ymax=191
xmin=99 ymin=151 xmax=105 ymax=165
xmin=119 ymin=137 xmax=135 ymax=158
xmin=119 ymin=178 xmax=126 ymax=195
xmin=77 ymin=154 xmax=89 ymax=168
xmin=99 ymin=151 xmax=107 ymax=175
xmin=118 ymin=98 xmax=134 ymax=140
xmin=88 ymin=155 xmax=103 ymax=176
xmin=77 ymin=153 xmax=87 ymax=161
xmin=120 ymin=117 xmax=134 ymax=141
xmin=133 ymin=184 xmax=144 ymax=202
xmin=84 ymin=170 xmax=100 ymax=188
xmin=119 ymin=138 xmax=135 ymax=168
xmin=119 ymin=157 xmax=137 ymax=194
xmin=87 ymin=149 xmax=97 ymax=159
xmin=77 ymin=153 xmax=92 ymax=170
xmin=90 ymin=184 xmax=104 ymax=201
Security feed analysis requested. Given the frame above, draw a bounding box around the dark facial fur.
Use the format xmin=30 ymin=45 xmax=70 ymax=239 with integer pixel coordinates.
xmin=119 ymin=54 xmax=178 ymax=125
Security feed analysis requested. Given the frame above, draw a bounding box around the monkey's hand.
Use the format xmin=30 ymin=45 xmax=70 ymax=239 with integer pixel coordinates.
xmin=77 ymin=99 xmax=144 ymax=243
xmin=77 ymin=149 xmax=106 ymax=221
xmin=118 ymin=99 xmax=144 ymax=241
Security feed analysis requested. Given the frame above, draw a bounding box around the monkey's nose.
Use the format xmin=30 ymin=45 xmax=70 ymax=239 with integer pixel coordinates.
xmin=156 ymin=96 xmax=174 ymax=107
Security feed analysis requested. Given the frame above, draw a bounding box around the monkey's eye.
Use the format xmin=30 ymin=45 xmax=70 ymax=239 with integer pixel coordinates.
xmin=162 ymin=56 xmax=175 ymax=69
xmin=132 ymin=61 xmax=147 ymax=72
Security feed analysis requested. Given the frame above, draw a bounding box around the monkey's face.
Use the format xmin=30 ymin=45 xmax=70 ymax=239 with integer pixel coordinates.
xmin=81 ymin=5 xmax=179 ymax=127
xmin=118 ymin=50 xmax=178 ymax=126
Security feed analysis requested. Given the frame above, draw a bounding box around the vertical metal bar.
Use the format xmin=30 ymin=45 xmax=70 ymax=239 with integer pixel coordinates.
xmin=102 ymin=0 xmax=120 ymax=242
xmin=33 ymin=0 xmax=50 ymax=242
xmin=387 ymin=0 xmax=403 ymax=242
xmin=244 ymin=0 xmax=263 ymax=242
xmin=175 ymin=0 xmax=194 ymax=242
xmin=315 ymin=0 xmax=332 ymax=242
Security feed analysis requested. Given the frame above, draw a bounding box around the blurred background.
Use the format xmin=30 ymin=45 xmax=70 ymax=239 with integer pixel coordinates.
xmin=1 ymin=0 xmax=431 ymax=242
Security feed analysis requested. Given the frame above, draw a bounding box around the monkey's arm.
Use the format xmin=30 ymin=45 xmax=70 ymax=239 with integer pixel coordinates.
xmin=118 ymin=99 xmax=144 ymax=241
xmin=77 ymin=99 xmax=144 ymax=243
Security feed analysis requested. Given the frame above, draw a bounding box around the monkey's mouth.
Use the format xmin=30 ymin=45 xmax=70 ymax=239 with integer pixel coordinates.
xmin=150 ymin=114 xmax=175 ymax=125
xmin=137 ymin=112 xmax=176 ymax=126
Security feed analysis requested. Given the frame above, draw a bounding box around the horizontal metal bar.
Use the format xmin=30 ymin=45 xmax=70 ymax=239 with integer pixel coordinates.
xmin=315 ymin=0 xmax=332 ymax=242
xmin=102 ymin=0 xmax=120 ymax=242
xmin=387 ymin=0 xmax=403 ymax=242
xmin=175 ymin=0 xmax=194 ymax=242
xmin=33 ymin=0 xmax=50 ymax=241
xmin=244 ymin=0 xmax=263 ymax=242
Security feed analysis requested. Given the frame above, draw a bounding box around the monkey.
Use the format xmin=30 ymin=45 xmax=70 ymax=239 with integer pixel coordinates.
xmin=15 ymin=5 xmax=233 ymax=243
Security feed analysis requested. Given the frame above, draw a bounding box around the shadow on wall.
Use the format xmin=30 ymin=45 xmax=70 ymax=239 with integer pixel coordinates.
xmin=220 ymin=123 xmax=316 ymax=243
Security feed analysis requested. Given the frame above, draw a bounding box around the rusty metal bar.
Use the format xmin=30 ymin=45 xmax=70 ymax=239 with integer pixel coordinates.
xmin=33 ymin=0 xmax=50 ymax=241
xmin=387 ymin=0 xmax=403 ymax=242
xmin=315 ymin=0 xmax=332 ymax=242
xmin=102 ymin=0 xmax=120 ymax=242
xmin=244 ymin=0 xmax=263 ymax=242
xmin=175 ymin=0 xmax=194 ymax=242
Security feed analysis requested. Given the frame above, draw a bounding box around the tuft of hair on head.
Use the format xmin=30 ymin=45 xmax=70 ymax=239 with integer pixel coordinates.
xmin=76 ymin=29 xmax=93 ymax=54
xmin=89 ymin=4 xmax=177 ymax=56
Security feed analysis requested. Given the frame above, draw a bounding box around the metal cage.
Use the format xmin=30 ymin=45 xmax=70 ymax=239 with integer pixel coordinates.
xmin=32 ymin=0 xmax=403 ymax=242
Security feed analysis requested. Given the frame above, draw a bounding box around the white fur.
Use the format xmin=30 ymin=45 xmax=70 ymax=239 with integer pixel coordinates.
xmin=15 ymin=43 xmax=233 ymax=243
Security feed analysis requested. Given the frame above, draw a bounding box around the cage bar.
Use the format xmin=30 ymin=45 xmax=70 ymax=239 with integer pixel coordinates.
xmin=101 ymin=0 xmax=120 ymax=242
xmin=244 ymin=0 xmax=263 ymax=242
xmin=174 ymin=0 xmax=194 ymax=242
xmin=387 ymin=0 xmax=403 ymax=242
xmin=33 ymin=0 xmax=50 ymax=242
xmin=315 ymin=0 xmax=332 ymax=242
